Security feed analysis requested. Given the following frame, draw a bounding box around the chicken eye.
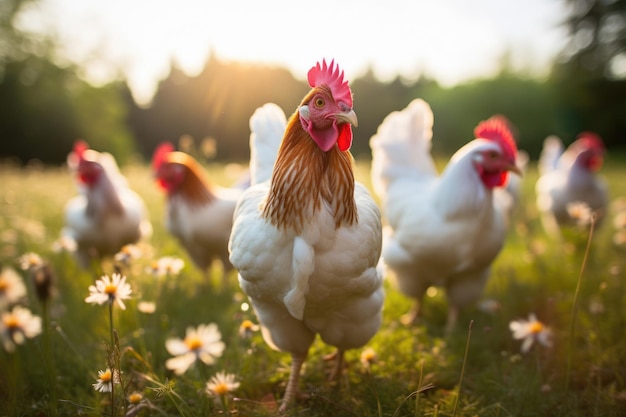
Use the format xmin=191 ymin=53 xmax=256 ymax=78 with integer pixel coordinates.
xmin=314 ymin=98 xmax=325 ymax=108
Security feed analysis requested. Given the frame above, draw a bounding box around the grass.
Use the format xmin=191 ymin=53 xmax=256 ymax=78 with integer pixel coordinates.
xmin=0 ymin=155 xmax=626 ymax=416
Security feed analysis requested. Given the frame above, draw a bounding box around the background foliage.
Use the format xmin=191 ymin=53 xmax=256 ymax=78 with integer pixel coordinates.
xmin=0 ymin=0 xmax=624 ymax=165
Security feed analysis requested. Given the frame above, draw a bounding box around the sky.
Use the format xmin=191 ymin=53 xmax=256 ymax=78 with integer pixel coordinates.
xmin=17 ymin=0 xmax=570 ymax=106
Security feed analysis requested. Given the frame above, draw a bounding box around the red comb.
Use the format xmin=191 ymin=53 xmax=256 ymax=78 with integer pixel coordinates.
xmin=73 ymin=140 xmax=89 ymax=159
xmin=152 ymin=142 xmax=175 ymax=171
xmin=307 ymin=59 xmax=352 ymax=107
xmin=474 ymin=115 xmax=518 ymax=160
xmin=575 ymin=131 xmax=604 ymax=150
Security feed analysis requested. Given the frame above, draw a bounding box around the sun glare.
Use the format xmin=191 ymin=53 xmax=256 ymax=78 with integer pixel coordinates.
xmin=19 ymin=0 xmax=566 ymax=105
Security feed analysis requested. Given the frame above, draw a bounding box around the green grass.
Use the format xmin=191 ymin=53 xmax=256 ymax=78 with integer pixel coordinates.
xmin=1 ymin=156 xmax=626 ymax=416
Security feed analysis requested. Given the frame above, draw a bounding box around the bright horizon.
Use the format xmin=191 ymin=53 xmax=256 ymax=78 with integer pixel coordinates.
xmin=16 ymin=0 xmax=569 ymax=105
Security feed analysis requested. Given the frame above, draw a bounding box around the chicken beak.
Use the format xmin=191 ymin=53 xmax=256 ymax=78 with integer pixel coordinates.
xmin=335 ymin=109 xmax=358 ymax=127
xmin=507 ymin=162 xmax=523 ymax=176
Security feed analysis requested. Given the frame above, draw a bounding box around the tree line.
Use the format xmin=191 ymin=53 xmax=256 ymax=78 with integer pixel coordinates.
xmin=0 ymin=0 xmax=624 ymax=166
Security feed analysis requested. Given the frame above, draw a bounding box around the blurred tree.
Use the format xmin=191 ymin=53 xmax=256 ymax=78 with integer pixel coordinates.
xmin=0 ymin=0 xmax=136 ymax=165
xmin=550 ymin=0 xmax=626 ymax=148
xmin=130 ymin=54 xmax=307 ymax=162
xmin=560 ymin=0 xmax=625 ymax=79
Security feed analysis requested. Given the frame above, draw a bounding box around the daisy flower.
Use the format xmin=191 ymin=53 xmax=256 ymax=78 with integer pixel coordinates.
xmin=17 ymin=252 xmax=44 ymax=272
xmin=51 ymin=235 xmax=77 ymax=253
xmin=114 ymin=244 xmax=142 ymax=267
xmin=92 ymin=368 xmax=120 ymax=392
xmin=509 ymin=313 xmax=553 ymax=353
xmin=1 ymin=306 xmax=42 ymax=353
xmin=0 ymin=266 xmax=27 ymax=308
xmin=206 ymin=371 xmax=240 ymax=398
xmin=85 ymin=273 xmax=132 ymax=310
xmin=360 ymin=347 xmax=377 ymax=371
xmin=126 ymin=391 xmax=148 ymax=415
xmin=238 ymin=319 xmax=259 ymax=339
xmin=147 ymin=256 xmax=185 ymax=277
xmin=137 ymin=301 xmax=156 ymax=314
xmin=566 ymin=201 xmax=593 ymax=227
xmin=165 ymin=323 xmax=225 ymax=375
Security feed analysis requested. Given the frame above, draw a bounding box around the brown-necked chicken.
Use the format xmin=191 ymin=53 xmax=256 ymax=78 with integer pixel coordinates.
xmin=152 ymin=143 xmax=245 ymax=285
xmin=536 ymin=132 xmax=608 ymax=235
xmin=228 ymin=60 xmax=384 ymax=411
xmin=63 ymin=140 xmax=151 ymax=268
xmin=370 ymin=99 xmax=521 ymax=332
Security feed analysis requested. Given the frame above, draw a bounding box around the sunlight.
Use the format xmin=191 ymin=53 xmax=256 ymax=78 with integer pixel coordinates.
xmin=17 ymin=0 xmax=567 ymax=105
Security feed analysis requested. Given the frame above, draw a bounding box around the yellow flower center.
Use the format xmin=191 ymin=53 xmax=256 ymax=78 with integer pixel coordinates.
xmin=3 ymin=315 xmax=19 ymax=329
xmin=241 ymin=320 xmax=254 ymax=330
xmin=104 ymin=284 xmax=117 ymax=295
xmin=185 ymin=336 xmax=203 ymax=351
xmin=529 ymin=321 xmax=544 ymax=334
xmin=100 ymin=370 xmax=112 ymax=382
xmin=128 ymin=392 xmax=143 ymax=404
xmin=362 ymin=351 xmax=376 ymax=362
xmin=0 ymin=279 xmax=7 ymax=292
xmin=213 ymin=382 xmax=230 ymax=395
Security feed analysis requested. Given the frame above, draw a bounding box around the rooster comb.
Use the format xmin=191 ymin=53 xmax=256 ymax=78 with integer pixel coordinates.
xmin=474 ymin=115 xmax=518 ymax=159
xmin=152 ymin=142 xmax=175 ymax=171
xmin=575 ymin=131 xmax=604 ymax=151
xmin=307 ymin=59 xmax=352 ymax=107
xmin=72 ymin=140 xmax=89 ymax=159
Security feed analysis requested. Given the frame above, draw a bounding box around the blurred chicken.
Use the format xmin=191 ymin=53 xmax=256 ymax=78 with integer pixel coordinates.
xmin=370 ymin=99 xmax=521 ymax=331
xmin=63 ymin=140 xmax=151 ymax=268
xmin=152 ymin=143 xmax=245 ymax=285
xmin=535 ymin=132 xmax=608 ymax=235
xmin=228 ymin=60 xmax=384 ymax=411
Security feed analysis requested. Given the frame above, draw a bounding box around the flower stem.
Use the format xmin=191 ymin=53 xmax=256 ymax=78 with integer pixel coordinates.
xmin=566 ymin=214 xmax=596 ymax=393
xmin=109 ymin=302 xmax=116 ymax=417
xmin=452 ymin=320 xmax=473 ymax=417
xmin=42 ymin=299 xmax=58 ymax=416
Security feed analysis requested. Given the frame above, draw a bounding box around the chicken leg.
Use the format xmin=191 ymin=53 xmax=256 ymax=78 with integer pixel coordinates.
xmin=279 ymin=352 xmax=307 ymax=412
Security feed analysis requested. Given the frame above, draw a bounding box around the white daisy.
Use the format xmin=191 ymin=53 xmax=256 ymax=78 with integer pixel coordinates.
xmin=147 ymin=256 xmax=185 ymax=277
xmin=238 ymin=319 xmax=259 ymax=339
xmin=566 ymin=201 xmax=593 ymax=227
xmin=165 ymin=323 xmax=225 ymax=375
xmin=509 ymin=313 xmax=553 ymax=353
xmin=206 ymin=371 xmax=240 ymax=397
xmin=85 ymin=273 xmax=132 ymax=310
xmin=51 ymin=235 xmax=77 ymax=253
xmin=17 ymin=252 xmax=44 ymax=271
xmin=92 ymin=368 xmax=120 ymax=392
xmin=114 ymin=244 xmax=142 ymax=266
xmin=0 ymin=306 xmax=42 ymax=353
xmin=0 ymin=267 xmax=27 ymax=309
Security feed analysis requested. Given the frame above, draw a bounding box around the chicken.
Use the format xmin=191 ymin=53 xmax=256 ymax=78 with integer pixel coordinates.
xmin=63 ymin=140 xmax=151 ymax=268
xmin=152 ymin=143 xmax=244 ymax=285
xmin=370 ymin=99 xmax=521 ymax=331
xmin=535 ymin=132 xmax=608 ymax=235
xmin=228 ymin=60 xmax=384 ymax=411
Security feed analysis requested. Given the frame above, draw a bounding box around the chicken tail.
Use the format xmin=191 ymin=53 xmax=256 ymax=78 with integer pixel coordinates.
xmin=538 ymin=135 xmax=564 ymax=176
xmin=248 ymin=103 xmax=287 ymax=185
xmin=369 ymin=98 xmax=437 ymax=199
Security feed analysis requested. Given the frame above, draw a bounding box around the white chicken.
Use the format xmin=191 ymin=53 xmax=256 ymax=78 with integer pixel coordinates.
xmin=370 ymin=99 xmax=521 ymax=331
xmin=152 ymin=143 xmax=244 ymax=285
xmin=535 ymin=132 xmax=608 ymax=235
xmin=228 ymin=60 xmax=384 ymax=411
xmin=63 ymin=140 xmax=151 ymax=268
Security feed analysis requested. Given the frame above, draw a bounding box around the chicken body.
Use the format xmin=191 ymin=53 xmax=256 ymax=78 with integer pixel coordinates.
xmin=153 ymin=144 xmax=244 ymax=283
xmin=229 ymin=62 xmax=383 ymax=411
xmin=536 ymin=133 xmax=608 ymax=234
xmin=63 ymin=141 xmax=151 ymax=268
xmin=370 ymin=99 xmax=521 ymax=331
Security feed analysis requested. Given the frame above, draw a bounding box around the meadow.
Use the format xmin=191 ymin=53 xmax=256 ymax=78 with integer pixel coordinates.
xmin=1 ymin=155 xmax=625 ymax=417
